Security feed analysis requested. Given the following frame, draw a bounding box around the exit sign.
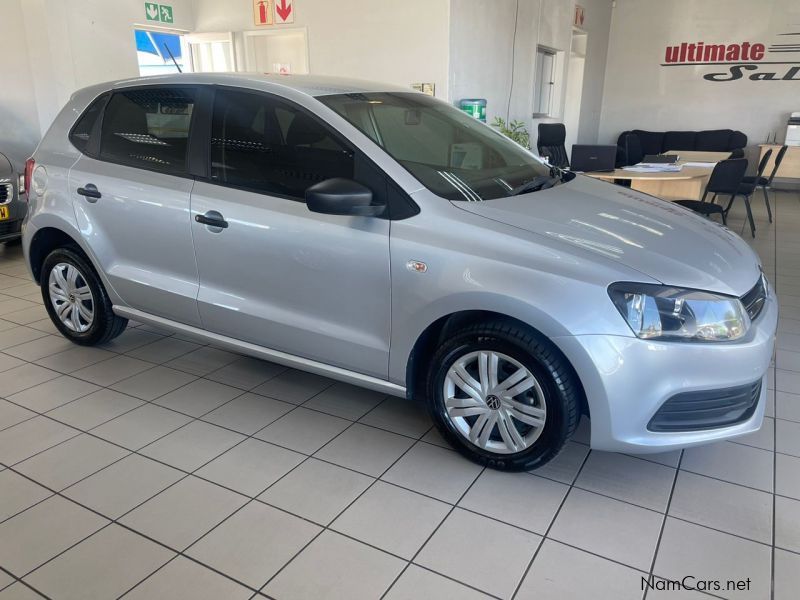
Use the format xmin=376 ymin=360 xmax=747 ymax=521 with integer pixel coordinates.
xmin=145 ymin=2 xmax=174 ymax=23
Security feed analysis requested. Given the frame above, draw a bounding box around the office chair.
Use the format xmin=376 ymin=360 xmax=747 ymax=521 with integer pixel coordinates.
xmin=537 ymin=123 xmax=569 ymax=169
xmin=674 ymin=158 xmax=750 ymax=234
xmin=741 ymin=145 xmax=787 ymax=224
xmin=616 ymin=132 xmax=644 ymax=167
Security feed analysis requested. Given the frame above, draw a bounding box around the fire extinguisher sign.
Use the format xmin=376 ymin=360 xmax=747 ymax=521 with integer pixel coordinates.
xmin=254 ymin=0 xmax=274 ymax=26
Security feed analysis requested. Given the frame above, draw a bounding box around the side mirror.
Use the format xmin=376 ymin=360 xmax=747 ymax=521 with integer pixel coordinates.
xmin=306 ymin=178 xmax=385 ymax=217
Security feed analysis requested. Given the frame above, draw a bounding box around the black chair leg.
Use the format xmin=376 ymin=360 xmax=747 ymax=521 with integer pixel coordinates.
xmin=763 ymin=186 xmax=773 ymax=223
xmin=744 ymin=195 xmax=756 ymax=238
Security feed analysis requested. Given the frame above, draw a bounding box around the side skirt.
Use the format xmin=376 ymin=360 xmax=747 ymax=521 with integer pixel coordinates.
xmin=113 ymin=306 xmax=407 ymax=398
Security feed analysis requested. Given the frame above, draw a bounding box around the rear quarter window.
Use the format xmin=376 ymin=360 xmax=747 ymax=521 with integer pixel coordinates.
xmin=69 ymin=94 xmax=108 ymax=155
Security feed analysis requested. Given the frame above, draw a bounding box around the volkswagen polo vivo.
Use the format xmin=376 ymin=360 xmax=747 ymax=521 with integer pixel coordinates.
xmin=22 ymin=74 xmax=777 ymax=470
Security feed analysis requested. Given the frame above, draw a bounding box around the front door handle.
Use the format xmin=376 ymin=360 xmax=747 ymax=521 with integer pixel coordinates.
xmin=195 ymin=211 xmax=229 ymax=229
xmin=77 ymin=184 xmax=101 ymax=202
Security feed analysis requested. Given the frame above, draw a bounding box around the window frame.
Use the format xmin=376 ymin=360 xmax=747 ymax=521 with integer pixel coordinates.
xmin=532 ymin=46 xmax=557 ymax=117
xmin=94 ymin=84 xmax=204 ymax=180
xmin=68 ymin=92 xmax=111 ymax=158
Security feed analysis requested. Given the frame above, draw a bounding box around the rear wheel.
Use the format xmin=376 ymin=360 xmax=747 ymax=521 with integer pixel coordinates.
xmin=427 ymin=320 xmax=580 ymax=471
xmin=41 ymin=247 xmax=127 ymax=345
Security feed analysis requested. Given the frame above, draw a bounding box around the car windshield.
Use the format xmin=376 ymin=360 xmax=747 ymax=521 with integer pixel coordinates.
xmin=317 ymin=92 xmax=571 ymax=201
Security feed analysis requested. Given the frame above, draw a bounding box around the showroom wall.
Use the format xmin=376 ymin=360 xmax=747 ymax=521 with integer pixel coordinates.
xmin=0 ymin=0 xmax=195 ymax=168
xmin=0 ymin=0 xmax=40 ymax=170
xmin=191 ymin=0 xmax=450 ymax=99
xmin=600 ymin=0 xmax=800 ymax=145
xmin=449 ymin=0 xmax=612 ymax=145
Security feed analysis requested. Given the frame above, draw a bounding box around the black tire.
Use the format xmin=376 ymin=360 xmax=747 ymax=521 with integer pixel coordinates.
xmin=426 ymin=320 xmax=580 ymax=471
xmin=40 ymin=247 xmax=128 ymax=346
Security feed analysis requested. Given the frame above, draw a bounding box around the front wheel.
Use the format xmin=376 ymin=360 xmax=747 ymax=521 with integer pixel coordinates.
xmin=41 ymin=247 xmax=128 ymax=346
xmin=427 ymin=320 xmax=581 ymax=471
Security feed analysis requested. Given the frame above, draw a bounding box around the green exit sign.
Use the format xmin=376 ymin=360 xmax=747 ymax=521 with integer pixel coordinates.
xmin=144 ymin=2 xmax=174 ymax=23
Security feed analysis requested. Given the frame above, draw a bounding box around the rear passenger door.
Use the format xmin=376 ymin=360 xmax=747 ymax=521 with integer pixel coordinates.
xmin=69 ymin=86 xmax=202 ymax=326
xmin=190 ymin=88 xmax=391 ymax=378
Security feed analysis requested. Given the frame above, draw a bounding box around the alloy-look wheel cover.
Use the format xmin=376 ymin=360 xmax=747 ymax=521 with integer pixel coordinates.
xmin=48 ymin=263 xmax=95 ymax=333
xmin=443 ymin=350 xmax=547 ymax=454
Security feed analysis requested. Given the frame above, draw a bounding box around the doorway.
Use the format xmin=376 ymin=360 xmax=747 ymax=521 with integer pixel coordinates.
xmin=243 ymin=29 xmax=309 ymax=74
xmin=563 ymin=28 xmax=588 ymax=160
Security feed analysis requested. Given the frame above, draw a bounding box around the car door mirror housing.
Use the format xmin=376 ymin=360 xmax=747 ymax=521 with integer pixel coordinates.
xmin=306 ymin=178 xmax=385 ymax=217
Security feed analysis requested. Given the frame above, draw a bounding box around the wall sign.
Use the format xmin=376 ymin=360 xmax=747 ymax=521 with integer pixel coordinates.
xmin=275 ymin=0 xmax=294 ymax=24
xmin=144 ymin=2 xmax=174 ymax=23
xmin=661 ymin=31 xmax=800 ymax=82
xmin=573 ymin=5 xmax=585 ymax=28
xmin=254 ymin=0 xmax=274 ymax=26
xmin=254 ymin=0 xmax=294 ymax=26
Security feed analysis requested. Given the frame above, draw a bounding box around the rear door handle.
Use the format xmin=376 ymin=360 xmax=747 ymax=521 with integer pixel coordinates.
xmin=195 ymin=211 xmax=229 ymax=229
xmin=77 ymin=184 xmax=101 ymax=202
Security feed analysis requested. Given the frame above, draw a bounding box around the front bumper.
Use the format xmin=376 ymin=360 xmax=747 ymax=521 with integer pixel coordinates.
xmin=555 ymin=290 xmax=778 ymax=453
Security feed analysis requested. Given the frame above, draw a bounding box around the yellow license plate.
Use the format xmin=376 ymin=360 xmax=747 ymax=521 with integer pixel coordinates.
xmin=0 ymin=206 xmax=8 ymax=221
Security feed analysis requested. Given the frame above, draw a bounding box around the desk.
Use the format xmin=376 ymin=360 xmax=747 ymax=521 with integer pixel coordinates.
xmin=584 ymin=151 xmax=730 ymax=201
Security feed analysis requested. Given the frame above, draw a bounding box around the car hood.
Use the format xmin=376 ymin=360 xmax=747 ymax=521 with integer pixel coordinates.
xmin=453 ymin=175 xmax=761 ymax=297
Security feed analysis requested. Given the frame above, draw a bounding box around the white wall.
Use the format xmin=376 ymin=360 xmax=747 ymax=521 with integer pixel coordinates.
xmin=600 ymin=0 xmax=800 ymax=146
xmin=575 ymin=0 xmax=612 ymax=144
xmin=449 ymin=0 xmax=612 ymax=149
xmin=0 ymin=0 xmax=42 ymax=169
xmin=1 ymin=0 xmax=194 ymax=168
xmin=192 ymin=0 xmax=450 ymax=99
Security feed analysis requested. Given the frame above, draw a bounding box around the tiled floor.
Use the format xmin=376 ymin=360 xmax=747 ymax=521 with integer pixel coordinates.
xmin=0 ymin=192 xmax=798 ymax=600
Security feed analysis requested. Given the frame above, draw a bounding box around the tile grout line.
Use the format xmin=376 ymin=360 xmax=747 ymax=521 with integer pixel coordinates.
xmin=509 ymin=444 xmax=594 ymax=600
xmin=642 ymin=450 xmax=684 ymax=600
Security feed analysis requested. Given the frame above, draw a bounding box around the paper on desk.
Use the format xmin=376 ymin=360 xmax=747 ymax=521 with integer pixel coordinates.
xmin=622 ymin=164 xmax=683 ymax=172
xmin=681 ymin=161 xmax=717 ymax=167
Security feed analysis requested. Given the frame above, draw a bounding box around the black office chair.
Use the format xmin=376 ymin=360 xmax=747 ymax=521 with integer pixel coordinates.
xmin=674 ymin=158 xmax=750 ymax=234
xmin=741 ymin=145 xmax=787 ymax=224
xmin=734 ymin=148 xmax=772 ymax=225
xmin=616 ymin=132 xmax=644 ymax=167
xmin=537 ymin=123 xmax=569 ymax=169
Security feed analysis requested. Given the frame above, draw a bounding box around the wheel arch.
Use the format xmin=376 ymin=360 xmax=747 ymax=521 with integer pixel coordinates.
xmin=28 ymin=227 xmax=84 ymax=284
xmin=405 ymin=309 xmax=589 ymax=418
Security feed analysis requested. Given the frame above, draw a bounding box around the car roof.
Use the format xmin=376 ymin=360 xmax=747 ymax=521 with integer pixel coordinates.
xmin=109 ymin=72 xmax=414 ymax=97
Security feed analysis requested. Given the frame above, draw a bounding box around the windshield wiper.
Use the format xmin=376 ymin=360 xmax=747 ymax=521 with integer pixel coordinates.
xmin=508 ymin=175 xmax=559 ymax=196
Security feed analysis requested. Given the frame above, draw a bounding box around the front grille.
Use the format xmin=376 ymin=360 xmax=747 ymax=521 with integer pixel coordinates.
xmin=0 ymin=183 xmax=10 ymax=204
xmin=0 ymin=220 xmax=21 ymax=236
xmin=741 ymin=276 xmax=767 ymax=321
xmin=648 ymin=380 xmax=761 ymax=432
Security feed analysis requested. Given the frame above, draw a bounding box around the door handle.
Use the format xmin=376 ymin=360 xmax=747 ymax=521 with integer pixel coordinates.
xmin=77 ymin=184 xmax=101 ymax=202
xmin=195 ymin=211 xmax=229 ymax=229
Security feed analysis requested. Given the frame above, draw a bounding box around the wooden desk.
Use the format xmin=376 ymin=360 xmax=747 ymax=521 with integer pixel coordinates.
xmin=584 ymin=151 xmax=730 ymax=201
xmin=759 ymin=144 xmax=800 ymax=181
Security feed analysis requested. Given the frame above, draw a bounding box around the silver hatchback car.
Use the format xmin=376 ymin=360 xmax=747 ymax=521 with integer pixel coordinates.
xmin=23 ymin=74 xmax=777 ymax=471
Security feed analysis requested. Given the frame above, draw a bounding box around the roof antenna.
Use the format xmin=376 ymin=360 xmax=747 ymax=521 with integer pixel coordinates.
xmin=163 ymin=43 xmax=182 ymax=73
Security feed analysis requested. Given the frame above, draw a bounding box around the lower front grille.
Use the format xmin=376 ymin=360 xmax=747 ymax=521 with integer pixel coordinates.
xmin=648 ymin=380 xmax=762 ymax=432
xmin=0 ymin=219 xmax=21 ymax=237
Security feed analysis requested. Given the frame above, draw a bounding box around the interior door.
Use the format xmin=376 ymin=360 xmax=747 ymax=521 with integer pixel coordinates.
xmin=244 ymin=29 xmax=309 ymax=74
xmin=190 ymin=88 xmax=391 ymax=377
xmin=69 ymin=86 xmax=201 ymax=326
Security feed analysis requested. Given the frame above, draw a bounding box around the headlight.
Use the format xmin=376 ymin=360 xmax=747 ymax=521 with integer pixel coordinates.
xmin=608 ymin=283 xmax=750 ymax=342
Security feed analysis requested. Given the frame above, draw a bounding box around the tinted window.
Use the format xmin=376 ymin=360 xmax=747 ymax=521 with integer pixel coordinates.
xmin=99 ymin=87 xmax=196 ymax=174
xmin=319 ymin=92 xmax=564 ymax=201
xmin=69 ymin=94 xmax=108 ymax=154
xmin=210 ymin=89 xmax=353 ymax=199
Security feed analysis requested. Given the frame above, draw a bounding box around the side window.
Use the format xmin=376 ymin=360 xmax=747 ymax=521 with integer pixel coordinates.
xmin=99 ymin=87 xmax=196 ymax=174
xmin=210 ymin=89 xmax=354 ymax=199
xmin=69 ymin=94 xmax=108 ymax=155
